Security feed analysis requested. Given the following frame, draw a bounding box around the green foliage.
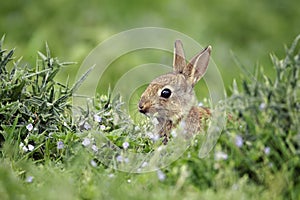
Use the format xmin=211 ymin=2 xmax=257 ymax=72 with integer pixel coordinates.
xmin=0 ymin=36 xmax=300 ymax=199
xmin=76 ymin=92 xmax=154 ymax=151
xmin=0 ymin=36 xmax=78 ymax=161
xmin=222 ymin=35 xmax=300 ymax=198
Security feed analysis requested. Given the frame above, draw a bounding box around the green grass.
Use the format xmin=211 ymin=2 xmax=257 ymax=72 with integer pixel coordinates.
xmin=0 ymin=35 xmax=300 ymax=200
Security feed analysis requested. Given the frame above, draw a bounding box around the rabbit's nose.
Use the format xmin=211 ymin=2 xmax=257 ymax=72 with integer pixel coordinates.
xmin=138 ymin=102 xmax=148 ymax=114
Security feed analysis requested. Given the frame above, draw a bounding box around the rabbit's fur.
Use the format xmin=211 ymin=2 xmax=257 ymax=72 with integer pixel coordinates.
xmin=138 ymin=40 xmax=211 ymax=144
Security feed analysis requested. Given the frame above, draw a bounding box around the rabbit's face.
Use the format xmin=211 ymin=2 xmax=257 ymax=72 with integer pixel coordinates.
xmin=138 ymin=72 xmax=196 ymax=121
xmin=138 ymin=40 xmax=211 ymax=125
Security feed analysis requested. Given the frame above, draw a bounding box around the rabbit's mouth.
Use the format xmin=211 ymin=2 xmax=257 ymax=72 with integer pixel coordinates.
xmin=138 ymin=105 xmax=166 ymax=118
xmin=138 ymin=107 xmax=148 ymax=115
xmin=138 ymin=101 xmax=149 ymax=115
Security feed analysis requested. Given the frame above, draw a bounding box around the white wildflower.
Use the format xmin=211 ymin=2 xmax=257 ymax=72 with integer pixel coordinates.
xmin=235 ymin=135 xmax=243 ymax=148
xmin=108 ymin=173 xmax=114 ymax=178
xmin=25 ymin=176 xmax=34 ymax=183
xmin=141 ymin=162 xmax=148 ymax=168
xmin=28 ymin=144 xmax=34 ymax=151
xmin=100 ymin=125 xmax=106 ymax=130
xmin=82 ymin=138 xmax=91 ymax=147
xmin=84 ymin=122 xmax=91 ymax=130
xmin=94 ymin=114 xmax=102 ymax=122
xmin=20 ymin=142 xmax=28 ymax=153
xmin=19 ymin=142 xmax=24 ymax=148
xmin=90 ymin=160 xmax=97 ymax=167
xmin=122 ymin=141 xmax=129 ymax=150
xmin=215 ymin=151 xmax=228 ymax=161
xmin=116 ymin=155 xmax=123 ymax=162
xmin=264 ymin=146 xmax=271 ymax=155
xmin=147 ymin=132 xmax=159 ymax=141
xmin=22 ymin=146 xmax=28 ymax=152
xmin=26 ymin=124 xmax=33 ymax=131
xmin=157 ymin=146 xmax=164 ymax=152
xmin=57 ymin=141 xmax=64 ymax=150
xmin=268 ymin=162 xmax=273 ymax=168
xmin=259 ymin=102 xmax=266 ymax=110
xmin=171 ymin=130 xmax=177 ymax=138
xmin=91 ymin=144 xmax=98 ymax=153
xmin=157 ymin=170 xmax=166 ymax=181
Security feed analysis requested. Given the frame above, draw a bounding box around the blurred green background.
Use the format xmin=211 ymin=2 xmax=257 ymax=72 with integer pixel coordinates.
xmin=1 ymin=0 xmax=299 ymax=92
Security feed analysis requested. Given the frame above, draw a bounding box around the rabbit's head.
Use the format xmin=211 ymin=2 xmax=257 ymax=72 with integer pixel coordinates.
xmin=138 ymin=40 xmax=211 ymax=124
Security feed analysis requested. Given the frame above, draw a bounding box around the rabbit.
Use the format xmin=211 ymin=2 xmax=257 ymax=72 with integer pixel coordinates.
xmin=138 ymin=40 xmax=212 ymax=144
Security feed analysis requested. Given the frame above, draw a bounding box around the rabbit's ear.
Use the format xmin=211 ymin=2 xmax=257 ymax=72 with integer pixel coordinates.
xmin=184 ymin=46 xmax=211 ymax=86
xmin=173 ymin=40 xmax=186 ymax=73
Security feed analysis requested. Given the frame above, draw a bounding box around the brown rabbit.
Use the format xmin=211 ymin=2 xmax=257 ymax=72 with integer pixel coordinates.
xmin=138 ymin=40 xmax=211 ymax=144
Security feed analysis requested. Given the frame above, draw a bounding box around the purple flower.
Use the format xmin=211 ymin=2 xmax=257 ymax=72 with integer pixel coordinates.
xmin=26 ymin=123 xmax=33 ymax=131
xmin=82 ymin=138 xmax=91 ymax=146
xmin=26 ymin=176 xmax=34 ymax=183
xmin=122 ymin=142 xmax=129 ymax=150
xmin=259 ymin=103 xmax=266 ymax=110
xmin=235 ymin=135 xmax=243 ymax=148
xmin=264 ymin=147 xmax=271 ymax=155
xmin=100 ymin=125 xmax=106 ymax=130
xmin=84 ymin=122 xmax=91 ymax=130
xmin=57 ymin=141 xmax=64 ymax=149
xmin=157 ymin=170 xmax=166 ymax=181
xmin=147 ymin=132 xmax=159 ymax=141
xmin=116 ymin=155 xmax=123 ymax=162
xmin=94 ymin=114 xmax=102 ymax=122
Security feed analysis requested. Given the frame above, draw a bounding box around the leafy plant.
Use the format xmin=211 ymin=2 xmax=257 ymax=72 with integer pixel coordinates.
xmin=221 ymin=35 xmax=300 ymax=198
xmin=0 ymin=36 xmax=81 ymax=161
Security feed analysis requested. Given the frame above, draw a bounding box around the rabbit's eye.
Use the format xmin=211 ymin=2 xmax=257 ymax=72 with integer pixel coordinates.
xmin=160 ymin=88 xmax=172 ymax=98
